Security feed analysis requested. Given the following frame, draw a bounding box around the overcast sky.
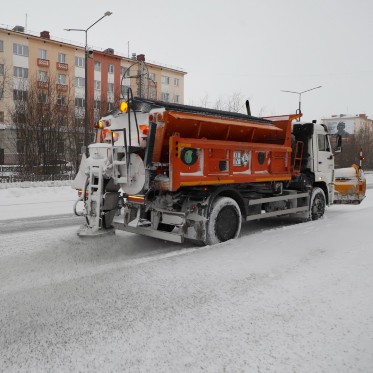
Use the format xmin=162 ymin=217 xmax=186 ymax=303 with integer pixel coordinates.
xmin=2 ymin=0 xmax=372 ymax=121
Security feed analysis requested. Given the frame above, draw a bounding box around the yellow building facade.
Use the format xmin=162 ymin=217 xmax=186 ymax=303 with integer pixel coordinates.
xmin=0 ymin=25 xmax=186 ymax=165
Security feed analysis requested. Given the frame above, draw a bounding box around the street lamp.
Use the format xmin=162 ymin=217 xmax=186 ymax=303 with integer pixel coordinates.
xmin=65 ymin=11 xmax=113 ymax=155
xmin=281 ymin=85 xmax=322 ymax=121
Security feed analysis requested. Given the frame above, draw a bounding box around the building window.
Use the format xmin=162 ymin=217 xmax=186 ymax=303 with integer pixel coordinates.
xmin=13 ymin=66 xmax=28 ymax=78
xmin=161 ymin=92 xmax=169 ymax=102
xmin=0 ymin=63 xmax=3 ymax=75
xmin=121 ymin=66 xmax=129 ymax=76
xmin=75 ymin=118 xmax=84 ymax=127
xmin=149 ymin=73 xmax=156 ymax=81
xmin=38 ymin=92 xmax=48 ymax=104
xmin=174 ymin=78 xmax=179 ymax=86
xmin=38 ymin=49 xmax=47 ymax=59
xmin=58 ymin=74 xmax=66 ymax=85
xmin=94 ymin=100 xmax=101 ymax=110
xmin=108 ymin=102 xmax=114 ymax=111
xmin=121 ymin=85 xmax=130 ymax=98
xmin=108 ymin=64 xmax=114 ymax=74
xmin=173 ymin=95 xmax=180 ymax=104
xmin=107 ymin=83 xmax=114 ymax=93
xmin=57 ymin=95 xmax=66 ymax=106
xmin=0 ymin=40 xmax=3 ymax=52
xmin=94 ymin=61 xmax=101 ymax=71
xmin=75 ymin=97 xmax=85 ymax=107
xmin=38 ymin=70 xmax=48 ymax=82
xmin=94 ymin=80 xmax=101 ymax=90
xmin=13 ymin=43 xmax=29 ymax=57
xmin=161 ymin=75 xmax=170 ymax=85
xmin=75 ymin=77 xmax=85 ymax=87
xmin=75 ymin=56 xmax=85 ymax=68
xmin=13 ymin=89 xmax=28 ymax=101
xmin=58 ymin=53 xmax=66 ymax=63
xmin=0 ymin=111 xmax=4 ymax=122
xmin=149 ymin=90 xmax=156 ymax=99
xmin=0 ymin=88 xmax=3 ymax=99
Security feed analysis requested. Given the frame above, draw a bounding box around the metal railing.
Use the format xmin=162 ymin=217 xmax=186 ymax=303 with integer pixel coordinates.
xmin=0 ymin=174 xmax=73 ymax=183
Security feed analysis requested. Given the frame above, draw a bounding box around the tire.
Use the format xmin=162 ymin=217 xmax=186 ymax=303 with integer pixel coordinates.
xmin=310 ymin=187 xmax=326 ymax=220
xmin=205 ymin=197 xmax=242 ymax=245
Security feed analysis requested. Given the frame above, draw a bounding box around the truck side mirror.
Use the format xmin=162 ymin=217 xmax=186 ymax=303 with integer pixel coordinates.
xmin=334 ymin=134 xmax=342 ymax=153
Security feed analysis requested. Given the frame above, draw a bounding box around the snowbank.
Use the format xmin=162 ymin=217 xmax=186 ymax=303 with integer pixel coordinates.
xmin=0 ymin=185 xmax=77 ymax=220
xmin=0 ymin=180 xmax=73 ymax=189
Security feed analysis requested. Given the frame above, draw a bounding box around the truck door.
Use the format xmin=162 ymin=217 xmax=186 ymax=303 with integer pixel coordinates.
xmin=315 ymin=130 xmax=334 ymax=203
xmin=316 ymin=132 xmax=334 ymax=173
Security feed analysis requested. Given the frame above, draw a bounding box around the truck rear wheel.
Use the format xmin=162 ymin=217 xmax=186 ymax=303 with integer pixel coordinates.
xmin=205 ymin=197 xmax=242 ymax=245
xmin=310 ymin=187 xmax=326 ymax=220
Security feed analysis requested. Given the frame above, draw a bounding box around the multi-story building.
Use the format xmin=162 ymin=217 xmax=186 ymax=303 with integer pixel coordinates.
xmin=321 ymin=113 xmax=373 ymax=140
xmin=0 ymin=25 xmax=186 ymax=165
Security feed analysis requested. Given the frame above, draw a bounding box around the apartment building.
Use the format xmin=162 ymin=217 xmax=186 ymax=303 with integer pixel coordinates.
xmin=0 ymin=25 xmax=186 ymax=165
xmin=321 ymin=113 xmax=373 ymax=139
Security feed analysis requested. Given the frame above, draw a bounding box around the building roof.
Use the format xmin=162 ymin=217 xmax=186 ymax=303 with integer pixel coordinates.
xmin=0 ymin=25 xmax=186 ymax=74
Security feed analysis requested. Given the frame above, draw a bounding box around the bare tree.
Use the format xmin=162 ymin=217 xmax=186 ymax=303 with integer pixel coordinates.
xmin=226 ymin=92 xmax=245 ymax=113
xmin=0 ymin=58 xmax=10 ymax=101
xmin=353 ymin=124 xmax=373 ymax=169
xmin=213 ymin=97 xmax=225 ymax=111
xmin=333 ymin=123 xmax=373 ymax=170
xmin=9 ymin=73 xmax=81 ymax=175
xmin=195 ymin=92 xmax=248 ymax=113
xmin=199 ymin=94 xmax=209 ymax=108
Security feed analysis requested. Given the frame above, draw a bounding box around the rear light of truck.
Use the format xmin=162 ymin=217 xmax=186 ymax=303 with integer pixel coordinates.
xmin=139 ymin=124 xmax=149 ymax=136
xmin=112 ymin=131 xmax=119 ymax=142
xmin=77 ymin=189 xmax=89 ymax=198
xmin=95 ymin=119 xmax=111 ymax=128
xmin=149 ymin=112 xmax=164 ymax=122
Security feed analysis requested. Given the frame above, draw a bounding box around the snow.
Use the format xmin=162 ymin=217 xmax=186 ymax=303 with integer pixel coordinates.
xmin=0 ymin=181 xmax=77 ymax=220
xmin=0 ymin=175 xmax=373 ymax=372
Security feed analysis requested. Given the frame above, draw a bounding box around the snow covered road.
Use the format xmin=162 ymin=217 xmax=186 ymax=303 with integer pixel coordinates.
xmin=1 ymin=180 xmax=373 ymax=372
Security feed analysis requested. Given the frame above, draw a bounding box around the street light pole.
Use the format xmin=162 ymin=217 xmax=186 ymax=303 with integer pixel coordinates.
xmin=64 ymin=11 xmax=112 ymax=156
xmin=281 ymin=85 xmax=322 ymax=121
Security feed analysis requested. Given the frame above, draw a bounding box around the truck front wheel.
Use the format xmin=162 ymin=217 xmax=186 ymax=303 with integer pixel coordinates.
xmin=310 ymin=187 xmax=326 ymax=220
xmin=205 ymin=197 xmax=242 ymax=245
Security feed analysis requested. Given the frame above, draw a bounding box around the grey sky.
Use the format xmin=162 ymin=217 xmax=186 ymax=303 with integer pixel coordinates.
xmin=2 ymin=0 xmax=372 ymax=121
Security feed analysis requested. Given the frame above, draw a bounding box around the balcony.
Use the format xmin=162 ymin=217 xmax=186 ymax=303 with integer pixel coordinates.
xmin=56 ymin=84 xmax=68 ymax=92
xmin=37 ymin=58 xmax=50 ymax=67
xmin=56 ymin=62 xmax=68 ymax=71
xmin=37 ymin=81 xmax=49 ymax=89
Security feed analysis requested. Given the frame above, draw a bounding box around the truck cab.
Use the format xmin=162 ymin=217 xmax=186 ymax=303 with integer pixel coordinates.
xmin=292 ymin=121 xmax=335 ymax=205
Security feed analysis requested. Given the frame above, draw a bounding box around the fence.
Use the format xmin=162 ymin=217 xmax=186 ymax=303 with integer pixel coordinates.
xmin=0 ymin=174 xmax=73 ymax=183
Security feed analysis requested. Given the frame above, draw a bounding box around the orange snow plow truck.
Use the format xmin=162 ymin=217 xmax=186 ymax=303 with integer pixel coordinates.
xmin=73 ymin=97 xmax=366 ymax=245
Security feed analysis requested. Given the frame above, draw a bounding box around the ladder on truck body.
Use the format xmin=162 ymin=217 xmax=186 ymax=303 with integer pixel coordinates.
xmin=292 ymin=141 xmax=304 ymax=174
xmin=111 ymin=128 xmax=130 ymax=185
xmin=86 ymin=158 xmax=105 ymax=229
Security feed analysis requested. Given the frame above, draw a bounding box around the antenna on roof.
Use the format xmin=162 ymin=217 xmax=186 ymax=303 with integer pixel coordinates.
xmin=25 ymin=13 xmax=27 ymax=31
